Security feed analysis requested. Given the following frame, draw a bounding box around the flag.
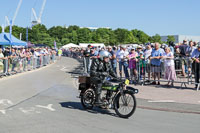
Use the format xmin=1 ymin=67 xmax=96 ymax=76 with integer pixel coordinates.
xmin=9 ymin=20 xmax=12 ymax=44
xmin=54 ymin=40 xmax=57 ymax=49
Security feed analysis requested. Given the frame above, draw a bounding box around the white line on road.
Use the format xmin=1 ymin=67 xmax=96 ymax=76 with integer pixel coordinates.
xmin=0 ymin=99 xmax=13 ymax=106
xmin=0 ymin=110 xmax=6 ymax=114
xmin=60 ymin=67 xmax=68 ymax=71
xmin=148 ymin=100 xmax=175 ymax=103
xmin=19 ymin=107 xmax=41 ymax=114
xmin=36 ymin=104 xmax=56 ymax=111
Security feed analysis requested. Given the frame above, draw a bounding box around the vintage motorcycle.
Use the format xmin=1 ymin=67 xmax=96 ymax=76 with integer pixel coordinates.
xmin=78 ymin=76 xmax=138 ymax=118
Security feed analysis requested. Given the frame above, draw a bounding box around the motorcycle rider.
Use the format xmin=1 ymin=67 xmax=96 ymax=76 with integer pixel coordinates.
xmin=90 ymin=50 xmax=118 ymax=105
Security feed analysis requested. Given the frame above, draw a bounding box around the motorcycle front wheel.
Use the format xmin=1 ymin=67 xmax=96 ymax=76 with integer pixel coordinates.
xmin=114 ymin=91 xmax=136 ymax=118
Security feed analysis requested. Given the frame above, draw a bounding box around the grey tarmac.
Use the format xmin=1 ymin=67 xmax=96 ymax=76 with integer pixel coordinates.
xmin=0 ymin=57 xmax=199 ymax=133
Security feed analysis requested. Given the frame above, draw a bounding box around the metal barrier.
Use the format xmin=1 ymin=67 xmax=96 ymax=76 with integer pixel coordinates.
xmin=133 ymin=57 xmax=199 ymax=91
xmin=60 ymin=51 xmax=200 ymax=91
xmin=0 ymin=53 xmax=56 ymax=77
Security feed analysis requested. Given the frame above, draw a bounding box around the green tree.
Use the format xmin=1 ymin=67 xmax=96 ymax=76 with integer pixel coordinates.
xmin=151 ymin=34 xmax=162 ymax=43
xmin=48 ymin=26 xmax=67 ymax=43
xmin=61 ymin=38 xmax=70 ymax=44
xmin=77 ymin=28 xmax=92 ymax=43
xmin=167 ymin=35 xmax=175 ymax=44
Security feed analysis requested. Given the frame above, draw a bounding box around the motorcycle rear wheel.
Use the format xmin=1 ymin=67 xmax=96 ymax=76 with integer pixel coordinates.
xmin=81 ymin=89 xmax=95 ymax=110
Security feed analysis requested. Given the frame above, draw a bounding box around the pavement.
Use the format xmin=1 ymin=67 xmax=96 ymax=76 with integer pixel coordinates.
xmin=0 ymin=57 xmax=199 ymax=133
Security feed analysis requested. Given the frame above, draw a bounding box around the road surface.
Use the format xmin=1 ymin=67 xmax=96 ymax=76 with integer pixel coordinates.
xmin=0 ymin=57 xmax=199 ymax=133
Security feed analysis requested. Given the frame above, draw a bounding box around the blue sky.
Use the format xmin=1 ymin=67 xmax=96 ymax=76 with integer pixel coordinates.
xmin=0 ymin=0 xmax=200 ymax=36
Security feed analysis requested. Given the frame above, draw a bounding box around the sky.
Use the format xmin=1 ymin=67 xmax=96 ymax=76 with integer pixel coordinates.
xmin=0 ymin=0 xmax=200 ymax=36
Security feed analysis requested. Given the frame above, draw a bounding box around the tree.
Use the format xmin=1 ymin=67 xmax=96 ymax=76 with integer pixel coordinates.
xmin=137 ymin=30 xmax=149 ymax=44
xmin=151 ymin=34 xmax=162 ymax=43
xmin=114 ymin=28 xmax=131 ymax=44
xmin=0 ymin=26 xmax=2 ymax=33
xmin=131 ymin=29 xmax=149 ymax=44
xmin=48 ymin=26 xmax=67 ymax=43
xmin=77 ymin=28 xmax=91 ymax=43
xmin=61 ymin=38 xmax=70 ymax=45
xmin=167 ymin=35 xmax=175 ymax=44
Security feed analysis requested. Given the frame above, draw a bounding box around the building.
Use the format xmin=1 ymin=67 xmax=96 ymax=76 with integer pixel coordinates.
xmin=161 ymin=35 xmax=200 ymax=43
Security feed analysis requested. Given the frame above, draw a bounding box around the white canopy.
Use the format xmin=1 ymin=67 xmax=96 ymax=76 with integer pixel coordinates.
xmin=62 ymin=43 xmax=79 ymax=48
xmin=79 ymin=43 xmax=105 ymax=48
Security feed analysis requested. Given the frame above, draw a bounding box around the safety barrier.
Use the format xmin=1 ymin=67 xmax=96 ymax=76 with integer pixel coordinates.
xmin=65 ymin=51 xmax=200 ymax=91
xmin=0 ymin=54 xmax=56 ymax=77
xmin=133 ymin=57 xmax=199 ymax=91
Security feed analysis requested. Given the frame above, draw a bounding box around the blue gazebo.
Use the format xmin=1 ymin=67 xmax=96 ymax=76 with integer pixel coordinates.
xmin=0 ymin=32 xmax=27 ymax=46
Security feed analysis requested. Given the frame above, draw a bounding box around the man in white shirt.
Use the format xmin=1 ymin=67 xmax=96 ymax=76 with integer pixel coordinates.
xmin=116 ymin=46 xmax=129 ymax=78
xmin=33 ymin=48 xmax=41 ymax=68
xmin=144 ymin=44 xmax=152 ymax=81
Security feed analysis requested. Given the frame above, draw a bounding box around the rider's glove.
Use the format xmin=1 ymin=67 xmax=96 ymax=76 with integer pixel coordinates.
xmin=101 ymin=72 xmax=108 ymax=77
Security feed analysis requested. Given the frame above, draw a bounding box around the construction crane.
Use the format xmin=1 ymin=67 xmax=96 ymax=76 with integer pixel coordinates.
xmin=5 ymin=0 xmax=23 ymax=26
xmin=31 ymin=0 xmax=47 ymax=25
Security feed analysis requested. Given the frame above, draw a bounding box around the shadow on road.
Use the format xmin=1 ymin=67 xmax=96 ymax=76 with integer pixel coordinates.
xmin=59 ymin=101 xmax=119 ymax=118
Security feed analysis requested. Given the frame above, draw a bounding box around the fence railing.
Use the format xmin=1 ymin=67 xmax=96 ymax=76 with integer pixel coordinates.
xmin=133 ymin=57 xmax=200 ymax=91
xmin=0 ymin=54 xmax=57 ymax=77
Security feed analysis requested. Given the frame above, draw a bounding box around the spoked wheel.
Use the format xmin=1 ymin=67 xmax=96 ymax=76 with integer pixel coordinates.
xmin=81 ymin=89 xmax=95 ymax=109
xmin=114 ymin=91 xmax=136 ymax=118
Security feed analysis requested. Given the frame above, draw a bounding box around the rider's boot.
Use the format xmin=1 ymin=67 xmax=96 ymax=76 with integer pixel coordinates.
xmin=95 ymin=84 xmax=103 ymax=105
xmin=95 ymin=94 xmax=103 ymax=105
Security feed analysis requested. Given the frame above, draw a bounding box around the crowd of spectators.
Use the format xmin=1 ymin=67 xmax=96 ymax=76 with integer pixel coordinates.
xmin=0 ymin=47 xmax=57 ymax=76
xmin=63 ymin=40 xmax=200 ymax=88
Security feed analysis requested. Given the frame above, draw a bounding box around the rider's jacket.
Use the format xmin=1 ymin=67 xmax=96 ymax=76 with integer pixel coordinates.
xmin=90 ymin=58 xmax=117 ymax=81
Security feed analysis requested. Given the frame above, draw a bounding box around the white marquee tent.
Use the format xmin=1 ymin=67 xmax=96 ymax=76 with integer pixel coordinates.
xmin=79 ymin=43 xmax=105 ymax=48
xmin=62 ymin=43 xmax=79 ymax=49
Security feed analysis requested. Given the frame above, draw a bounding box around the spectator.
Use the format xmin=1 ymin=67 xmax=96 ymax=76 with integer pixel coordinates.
xmin=177 ymin=40 xmax=188 ymax=77
xmin=10 ymin=49 xmax=18 ymax=73
xmin=191 ymin=43 xmax=200 ymax=88
xmin=19 ymin=48 xmax=26 ymax=72
xmin=137 ymin=51 xmax=146 ymax=81
xmin=26 ymin=49 xmax=32 ymax=70
xmin=108 ymin=46 xmax=117 ymax=74
xmin=150 ymin=42 xmax=163 ymax=85
xmin=163 ymin=47 xmax=176 ymax=86
xmin=116 ymin=46 xmax=129 ymax=79
xmin=3 ymin=48 xmax=11 ymax=75
xmin=144 ymin=44 xmax=152 ymax=82
xmin=58 ymin=48 xmax=62 ymax=60
xmin=83 ymin=45 xmax=92 ymax=73
xmin=186 ymin=41 xmax=196 ymax=75
xmin=0 ymin=49 xmax=5 ymax=68
xmin=128 ymin=48 xmax=138 ymax=83
xmin=169 ymin=41 xmax=175 ymax=55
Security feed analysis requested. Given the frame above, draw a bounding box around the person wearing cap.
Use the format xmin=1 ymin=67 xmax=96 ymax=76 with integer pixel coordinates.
xmin=136 ymin=50 xmax=146 ymax=81
xmin=137 ymin=45 xmax=143 ymax=55
xmin=177 ymin=40 xmax=188 ymax=77
xmin=191 ymin=43 xmax=200 ymax=88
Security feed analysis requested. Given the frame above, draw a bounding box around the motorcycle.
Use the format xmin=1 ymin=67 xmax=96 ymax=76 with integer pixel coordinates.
xmin=78 ymin=76 xmax=139 ymax=118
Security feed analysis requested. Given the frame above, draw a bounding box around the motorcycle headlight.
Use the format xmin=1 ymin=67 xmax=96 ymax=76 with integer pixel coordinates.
xmin=125 ymin=79 xmax=130 ymax=85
